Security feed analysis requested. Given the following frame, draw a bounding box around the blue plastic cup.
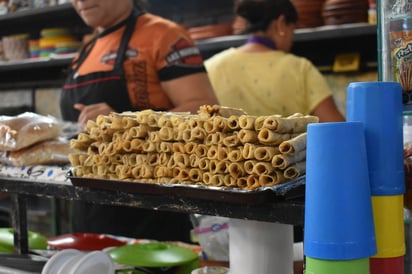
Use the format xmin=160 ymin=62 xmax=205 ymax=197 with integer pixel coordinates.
xmin=346 ymin=81 xmax=404 ymax=195
xmin=304 ymin=122 xmax=377 ymax=260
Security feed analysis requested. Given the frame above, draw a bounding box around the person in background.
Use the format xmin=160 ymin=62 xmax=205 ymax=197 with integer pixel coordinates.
xmin=205 ymin=0 xmax=345 ymax=122
xmin=204 ymin=1 xmax=344 ymax=272
xmin=61 ymin=0 xmax=218 ymax=241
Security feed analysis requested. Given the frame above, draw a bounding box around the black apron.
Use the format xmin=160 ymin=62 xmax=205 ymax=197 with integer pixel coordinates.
xmin=60 ymin=10 xmax=192 ymax=242
xmin=60 ymin=10 xmax=138 ymax=121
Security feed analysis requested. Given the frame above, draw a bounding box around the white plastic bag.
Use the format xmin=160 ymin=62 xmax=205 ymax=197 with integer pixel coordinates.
xmin=193 ymin=215 xmax=229 ymax=261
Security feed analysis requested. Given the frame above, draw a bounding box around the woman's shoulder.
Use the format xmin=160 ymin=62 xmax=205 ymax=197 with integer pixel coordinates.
xmin=271 ymin=53 xmax=317 ymax=75
xmin=205 ymin=48 xmax=242 ymax=65
xmin=137 ymin=13 xmax=184 ymax=32
xmin=205 ymin=49 xmax=318 ymax=72
xmin=206 ymin=49 xmax=293 ymax=66
xmin=282 ymin=52 xmax=309 ymax=63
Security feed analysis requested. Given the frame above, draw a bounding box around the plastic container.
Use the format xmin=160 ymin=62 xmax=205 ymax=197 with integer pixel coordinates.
xmin=346 ymin=81 xmax=404 ymax=195
xmin=371 ymin=195 xmax=405 ymax=258
xmin=229 ymin=219 xmax=293 ymax=274
xmin=370 ymin=256 xmax=404 ymax=274
xmin=304 ymin=122 xmax=376 ymax=260
xmin=404 ymin=111 xmax=412 ymax=144
xmin=305 ymin=256 xmax=370 ymax=274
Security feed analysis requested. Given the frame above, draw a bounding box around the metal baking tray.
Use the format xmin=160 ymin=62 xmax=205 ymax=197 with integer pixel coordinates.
xmin=69 ymin=175 xmax=305 ymax=205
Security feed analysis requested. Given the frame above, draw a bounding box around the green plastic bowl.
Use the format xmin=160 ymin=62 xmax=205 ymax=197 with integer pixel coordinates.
xmin=108 ymin=242 xmax=199 ymax=274
xmin=0 ymin=228 xmax=47 ymax=253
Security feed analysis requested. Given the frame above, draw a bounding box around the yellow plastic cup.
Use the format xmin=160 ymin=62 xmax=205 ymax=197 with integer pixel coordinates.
xmin=371 ymin=195 xmax=405 ymax=258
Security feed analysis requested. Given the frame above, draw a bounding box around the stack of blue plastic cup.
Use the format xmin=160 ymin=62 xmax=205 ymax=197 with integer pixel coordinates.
xmin=304 ymin=122 xmax=377 ymax=274
xmin=346 ymin=81 xmax=405 ymax=274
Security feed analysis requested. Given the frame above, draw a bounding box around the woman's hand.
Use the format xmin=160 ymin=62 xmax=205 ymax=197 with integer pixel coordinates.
xmin=74 ymin=103 xmax=114 ymax=128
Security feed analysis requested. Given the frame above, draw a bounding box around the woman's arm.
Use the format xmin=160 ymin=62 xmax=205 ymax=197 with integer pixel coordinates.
xmin=161 ymin=72 xmax=219 ymax=114
xmin=310 ymin=96 xmax=345 ymax=122
xmin=74 ymin=103 xmax=114 ymax=127
xmin=72 ymin=72 xmax=218 ymax=127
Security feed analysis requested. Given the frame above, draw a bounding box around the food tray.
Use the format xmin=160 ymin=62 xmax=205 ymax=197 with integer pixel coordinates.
xmin=69 ymin=175 xmax=305 ymax=204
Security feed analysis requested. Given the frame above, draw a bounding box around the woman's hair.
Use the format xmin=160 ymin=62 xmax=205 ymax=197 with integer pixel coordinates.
xmin=235 ymin=0 xmax=298 ymax=32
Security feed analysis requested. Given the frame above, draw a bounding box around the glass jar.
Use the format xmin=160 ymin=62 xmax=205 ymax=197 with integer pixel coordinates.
xmin=404 ymin=111 xmax=412 ymax=144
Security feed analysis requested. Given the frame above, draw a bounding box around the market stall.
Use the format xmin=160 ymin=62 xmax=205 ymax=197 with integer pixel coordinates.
xmin=0 ymin=107 xmax=307 ymax=273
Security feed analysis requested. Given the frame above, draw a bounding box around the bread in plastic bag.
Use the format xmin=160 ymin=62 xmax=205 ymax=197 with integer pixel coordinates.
xmin=0 ymin=112 xmax=62 ymax=151
xmin=0 ymin=138 xmax=75 ymax=167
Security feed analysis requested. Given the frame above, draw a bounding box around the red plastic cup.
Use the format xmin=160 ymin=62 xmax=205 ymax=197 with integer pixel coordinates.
xmin=370 ymin=256 xmax=404 ymax=274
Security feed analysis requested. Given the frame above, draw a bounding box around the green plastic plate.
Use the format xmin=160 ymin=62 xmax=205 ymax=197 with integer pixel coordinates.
xmin=108 ymin=242 xmax=198 ymax=267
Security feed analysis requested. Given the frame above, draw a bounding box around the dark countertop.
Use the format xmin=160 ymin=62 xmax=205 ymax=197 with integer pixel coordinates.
xmin=0 ymin=175 xmax=305 ymax=225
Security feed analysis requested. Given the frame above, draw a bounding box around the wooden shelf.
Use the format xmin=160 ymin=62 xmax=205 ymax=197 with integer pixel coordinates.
xmin=0 ymin=3 xmax=74 ymax=24
xmin=197 ymin=23 xmax=378 ymax=68
xmin=196 ymin=23 xmax=376 ymax=51
xmin=0 ymin=4 xmax=89 ymax=38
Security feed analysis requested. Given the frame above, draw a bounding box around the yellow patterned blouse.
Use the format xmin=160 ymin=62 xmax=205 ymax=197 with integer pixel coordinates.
xmin=205 ymin=48 xmax=332 ymax=116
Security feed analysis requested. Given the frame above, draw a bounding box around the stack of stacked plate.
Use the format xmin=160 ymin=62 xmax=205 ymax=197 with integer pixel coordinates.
xmin=54 ymin=41 xmax=82 ymax=57
xmin=41 ymin=249 xmax=114 ymax=274
xmin=39 ymin=28 xmax=79 ymax=58
xmin=291 ymin=0 xmax=326 ymax=28
xmin=29 ymin=39 xmax=40 ymax=59
xmin=322 ymin=0 xmax=369 ymax=25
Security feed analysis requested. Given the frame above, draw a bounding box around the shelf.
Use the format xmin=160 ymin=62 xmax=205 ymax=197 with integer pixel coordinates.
xmin=0 ymin=23 xmax=378 ymax=90
xmin=294 ymin=22 xmax=377 ymax=41
xmin=0 ymin=58 xmax=71 ymax=90
xmin=0 ymin=176 xmax=304 ymax=225
xmin=0 ymin=4 xmax=89 ymax=38
xmin=0 ymin=57 xmax=71 ymax=71
xmin=0 ymin=3 xmax=74 ymax=24
xmin=0 ymin=175 xmax=304 ymax=254
xmin=196 ymin=23 xmax=377 ymax=52
xmin=0 ymin=4 xmax=377 ymax=45
xmin=195 ymin=23 xmax=378 ymax=68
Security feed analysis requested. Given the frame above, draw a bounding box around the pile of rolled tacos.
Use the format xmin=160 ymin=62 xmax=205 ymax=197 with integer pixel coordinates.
xmin=69 ymin=105 xmax=318 ymax=190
